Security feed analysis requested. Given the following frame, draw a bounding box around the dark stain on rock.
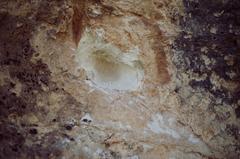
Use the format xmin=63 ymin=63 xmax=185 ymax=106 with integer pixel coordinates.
xmin=36 ymin=0 xmax=66 ymax=26
xmin=235 ymin=106 xmax=240 ymax=118
xmin=26 ymin=131 xmax=63 ymax=159
xmin=0 ymin=1 xmax=90 ymax=158
xmin=29 ymin=128 xmax=38 ymax=135
xmin=0 ymin=12 xmax=52 ymax=158
xmin=189 ymin=77 xmax=213 ymax=90
xmin=226 ymin=124 xmax=240 ymax=141
xmin=65 ymin=124 xmax=73 ymax=131
xmin=174 ymin=0 xmax=240 ymax=105
xmin=0 ymin=123 xmax=25 ymax=159
xmin=0 ymin=84 xmax=27 ymax=117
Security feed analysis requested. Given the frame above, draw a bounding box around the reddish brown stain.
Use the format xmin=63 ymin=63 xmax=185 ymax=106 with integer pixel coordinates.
xmin=141 ymin=18 xmax=171 ymax=84
xmin=72 ymin=0 xmax=86 ymax=45
xmin=153 ymin=29 xmax=171 ymax=84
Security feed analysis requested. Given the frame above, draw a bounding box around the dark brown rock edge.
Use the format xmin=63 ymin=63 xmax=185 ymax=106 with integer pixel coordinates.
xmin=174 ymin=0 xmax=240 ymax=157
xmin=0 ymin=11 xmax=65 ymax=159
xmin=174 ymin=0 xmax=240 ymax=105
xmin=0 ymin=1 xmax=85 ymax=158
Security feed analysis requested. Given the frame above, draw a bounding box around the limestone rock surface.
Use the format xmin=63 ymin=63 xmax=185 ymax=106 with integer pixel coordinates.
xmin=0 ymin=0 xmax=239 ymax=159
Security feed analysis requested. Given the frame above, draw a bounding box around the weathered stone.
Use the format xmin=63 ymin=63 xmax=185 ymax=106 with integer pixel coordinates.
xmin=0 ymin=0 xmax=239 ymax=158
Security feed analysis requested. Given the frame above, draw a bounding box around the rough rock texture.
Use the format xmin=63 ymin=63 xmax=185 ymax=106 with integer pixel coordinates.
xmin=0 ymin=0 xmax=239 ymax=159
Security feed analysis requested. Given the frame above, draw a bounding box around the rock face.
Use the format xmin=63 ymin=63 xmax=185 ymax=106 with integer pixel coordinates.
xmin=0 ymin=0 xmax=239 ymax=159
